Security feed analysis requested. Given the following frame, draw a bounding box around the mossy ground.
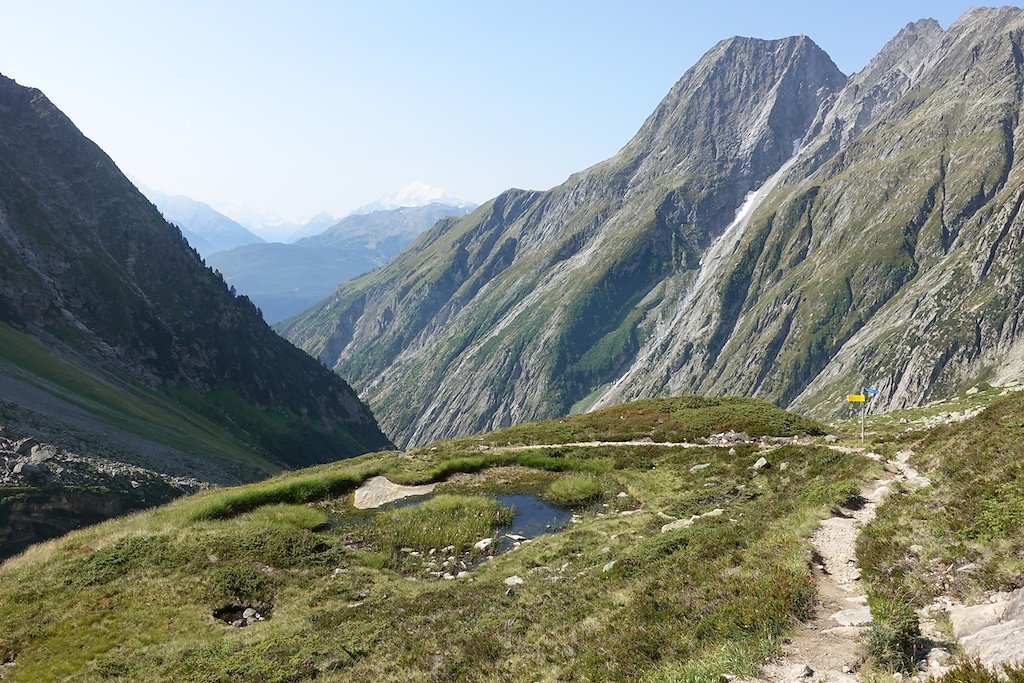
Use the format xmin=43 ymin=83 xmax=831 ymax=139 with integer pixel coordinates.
xmin=0 ymin=396 xmax=866 ymax=682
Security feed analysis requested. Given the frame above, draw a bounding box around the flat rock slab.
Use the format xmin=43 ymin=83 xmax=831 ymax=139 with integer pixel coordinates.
xmin=353 ymin=476 xmax=436 ymax=509
xmin=960 ymin=620 xmax=1024 ymax=670
xmin=831 ymin=606 xmax=872 ymax=627
xmin=949 ymin=602 xmax=1004 ymax=639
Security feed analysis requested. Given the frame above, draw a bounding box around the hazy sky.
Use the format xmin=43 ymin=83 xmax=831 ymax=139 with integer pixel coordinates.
xmin=0 ymin=1 xmax=1007 ymax=222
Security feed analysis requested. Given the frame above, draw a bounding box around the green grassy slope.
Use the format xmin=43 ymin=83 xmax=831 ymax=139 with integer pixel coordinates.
xmin=0 ymin=397 xmax=873 ymax=682
xmin=0 ymin=323 xmax=280 ymax=479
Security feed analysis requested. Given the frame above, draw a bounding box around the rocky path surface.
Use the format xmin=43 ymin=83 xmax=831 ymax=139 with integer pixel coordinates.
xmin=748 ymin=448 xmax=929 ymax=683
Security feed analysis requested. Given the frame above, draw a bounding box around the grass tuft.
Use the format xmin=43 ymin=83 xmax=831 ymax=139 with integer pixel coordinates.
xmin=370 ymin=494 xmax=513 ymax=553
xmin=546 ymin=473 xmax=605 ymax=506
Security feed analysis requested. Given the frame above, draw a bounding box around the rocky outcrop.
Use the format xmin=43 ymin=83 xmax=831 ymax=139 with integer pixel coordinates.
xmin=0 ymin=422 xmax=209 ymax=561
xmin=949 ymin=588 xmax=1024 ymax=672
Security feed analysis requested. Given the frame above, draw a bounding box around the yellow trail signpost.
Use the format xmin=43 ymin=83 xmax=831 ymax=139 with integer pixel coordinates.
xmin=848 ymin=387 xmax=880 ymax=442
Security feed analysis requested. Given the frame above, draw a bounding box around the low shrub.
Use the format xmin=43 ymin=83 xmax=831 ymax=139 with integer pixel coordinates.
xmin=203 ymin=562 xmax=278 ymax=605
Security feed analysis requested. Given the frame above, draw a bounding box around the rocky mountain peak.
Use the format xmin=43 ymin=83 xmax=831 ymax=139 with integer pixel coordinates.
xmin=617 ymin=34 xmax=845 ymax=193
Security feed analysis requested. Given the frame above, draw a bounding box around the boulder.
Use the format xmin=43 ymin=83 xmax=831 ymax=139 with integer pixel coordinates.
xmin=751 ymin=457 xmax=770 ymax=470
xmin=14 ymin=439 xmax=37 ymax=456
xmin=473 ymin=538 xmax=493 ymax=552
xmin=503 ymin=575 xmax=524 ymax=586
xmin=949 ymin=602 xmax=1003 ymax=639
xmin=960 ymin=620 xmax=1024 ymax=670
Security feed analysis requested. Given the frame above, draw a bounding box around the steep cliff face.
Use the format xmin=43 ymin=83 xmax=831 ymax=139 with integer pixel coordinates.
xmin=0 ymin=73 xmax=391 ymax=476
xmin=285 ymin=9 xmax=1024 ymax=448
xmin=282 ymin=36 xmax=846 ymax=446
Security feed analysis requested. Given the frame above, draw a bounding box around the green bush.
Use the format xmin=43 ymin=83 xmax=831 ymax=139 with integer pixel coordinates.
xmin=189 ymin=468 xmax=375 ymax=521
xmin=204 ymin=562 xmax=278 ymax=605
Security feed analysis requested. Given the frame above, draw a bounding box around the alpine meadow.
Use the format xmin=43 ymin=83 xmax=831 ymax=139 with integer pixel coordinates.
xmin=2 ymin=5 xmax=1024 ymax=683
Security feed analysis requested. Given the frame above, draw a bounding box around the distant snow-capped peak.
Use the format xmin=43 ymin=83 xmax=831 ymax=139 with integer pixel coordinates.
xmin=353 ymin=181 xmax=474 ymax=215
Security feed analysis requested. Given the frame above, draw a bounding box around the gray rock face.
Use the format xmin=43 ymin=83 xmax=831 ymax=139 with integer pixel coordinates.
xmin=950 ymin=588 xmax=1024 ymax=672
xmin=0 ymin=71 xmax=391 ymax=465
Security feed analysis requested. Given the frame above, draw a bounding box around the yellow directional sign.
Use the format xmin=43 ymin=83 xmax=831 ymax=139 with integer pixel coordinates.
xmin=847 ymin=394 xmax=866 ymax=403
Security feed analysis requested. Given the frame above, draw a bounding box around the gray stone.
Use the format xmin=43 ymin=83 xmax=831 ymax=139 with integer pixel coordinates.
xmin=823 ymin=625 xmax=869 ymax=638
xmin=784 ymin=663 xmax=813 ymax=679
xmin=869 ymin=485 xmax=892 ymax=502
xmin=242 ymin=607 xmax=258 ymax=619
xmin=689 ymin=463 xmax=711 ymax=473
xmin=503 ymin=575 xmax=524 ymax=586
xmin=28 ymin=445 xmax=55 ymax=463
xmin=831 ymin=606 xmax=872 ymax=626
xmin=949 ymin=602 xmax=1003 ymax=639
xmin=1003 ymin=587 xmax=1024 ymax=621
xmin=751 ymin=457 xmax=770 ymax=470
xmin=473 ymin=537 xmax=493 ymax=552
xmin=960 ymin=620 xmax=1024 ymax=670
xmin=824 ymin=435 xmax=838 ymax=443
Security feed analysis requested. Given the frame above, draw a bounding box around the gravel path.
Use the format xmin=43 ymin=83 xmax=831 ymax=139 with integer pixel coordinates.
xmin=749 ymin=449 xmax=922 ymax=683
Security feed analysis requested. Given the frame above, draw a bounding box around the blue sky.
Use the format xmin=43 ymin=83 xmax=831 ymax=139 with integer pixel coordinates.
xmin=0 ymin=1 xmax=1009 ymax=222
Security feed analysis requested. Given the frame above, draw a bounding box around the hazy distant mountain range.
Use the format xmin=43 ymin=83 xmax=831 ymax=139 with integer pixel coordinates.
xmin=282 ymin=8 xmax=1024 ymax=448
xmin=207 ymin=202 xmax=476 ymax=323
xmin=136 ymin=185 xmax=264 ymax=257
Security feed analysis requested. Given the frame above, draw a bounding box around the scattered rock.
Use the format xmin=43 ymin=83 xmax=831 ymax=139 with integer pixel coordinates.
xmin=784 ymin=664 xmax=813 ymax=680
xmin=869 ymin=485 xmax=891 ymax=503
xmin=504 ymin=575 xmax=524 ymax=586
xmin=602 ymin=561 xmax=616 ymax=573
xmin=966 ymin=387 xmax=979 ymax=395
xmin=616 ymin=491 xmax=628 ymax=498
xmin=473 ymin=538 xmax=493 ymax=552
xmin=779 ymin=461 xmax=789 ymax=471
xmin=661 ymin=508 xmax=724 ymax=532
xmin=751 ymin=457 xmax=770 ymax=470
xmin=824 ymin=435 xmax=838 ymax=443
xmin=689 ymin=463 xmax=711 ymax=473
xmin=927 ymin=648 xmax=951 ymax=666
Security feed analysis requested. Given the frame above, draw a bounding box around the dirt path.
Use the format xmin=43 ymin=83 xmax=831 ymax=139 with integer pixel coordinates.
xmin=750 ymin=450 xmax=922 ymax=683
